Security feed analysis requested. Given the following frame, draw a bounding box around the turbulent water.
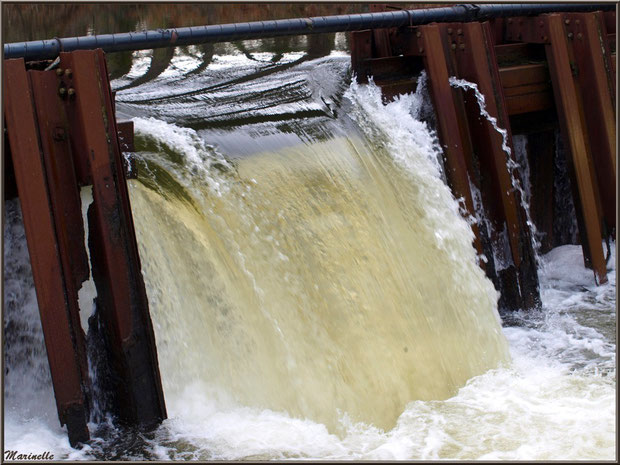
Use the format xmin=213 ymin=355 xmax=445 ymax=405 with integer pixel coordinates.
xmin=3 ymin=41 xmax=616 ymax=461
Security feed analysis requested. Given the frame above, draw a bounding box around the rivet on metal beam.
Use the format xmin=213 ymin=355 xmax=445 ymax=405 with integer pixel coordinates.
xmin=459 ymin=43 xmax=465 ymax=50
xmin=67 ymin=88 xmax=76 ymax=97
xmin=447 ymin=28 xmax=453 ymax=34
xmin=577 ymin=32 xmax=583 ymax=40
xmin=416 ymin=31 xmax=422 ymax=38
xmin=565 ymin=19 xmax=571 ymax=25
xmin=457 ymin=28 xmax=463 ymax=35
xmin=568 ymin=32 xmax=574 ymax=39
xmin=451 ymin=42 xmax=457 ymax=50
xmin=58 ymin=87 xmax=67 ymax=97
xmin=575 ymin=19 xmax=580 ymax=25
xmin=418 ymin=46 xmax=424 ymax=53
xmin=56 ymin=68 xmax=64 ymax=76
xmin=64 ymin=69 xmax=72 ymax=78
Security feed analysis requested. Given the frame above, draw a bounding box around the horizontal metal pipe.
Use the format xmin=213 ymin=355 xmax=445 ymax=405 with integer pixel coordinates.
xmin=4 ymin=3 xmax=614 ymax=61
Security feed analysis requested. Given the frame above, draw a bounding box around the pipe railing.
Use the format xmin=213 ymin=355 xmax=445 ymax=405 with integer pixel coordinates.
xmin=4 ymin=3 xmax=615 ymax=61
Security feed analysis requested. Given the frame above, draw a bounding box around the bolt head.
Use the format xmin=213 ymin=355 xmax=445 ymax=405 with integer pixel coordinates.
xmin=451 ymin=43 xmax=457 ymax=50
xmin=565 ymin=19 xmax=571 ymax=25
xmin=67 ymin=88 xmax=75 ymax=97
xmin=577 ymin=32 xmax=583 ymax=40
xmin=568 ymin=32 xmax=574 ymax=39
xmin=64 ymin=68 xmax=72 ymax=78
xmin=58 ymin=87 xmax=66 ymax=96
xmin=457 ymin=28 xmax=463 ymax=35
xmin=459 ymin=43 xmax=465 ymax=50
xmin=56 ymin=68 xmax=63 ymax=76
xmin=447 ymin=28 xmax=453 ymax=34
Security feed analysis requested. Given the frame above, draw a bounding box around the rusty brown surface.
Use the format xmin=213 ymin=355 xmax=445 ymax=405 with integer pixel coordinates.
xmin=452 ymin=21 xmax=541 ymax=310
xmin=563 ymin=12 xmax=616 ymax=232
xmin=350 ymin=30 xmax=373 ymax=82
xmin=499 ymin=63 xmax=553 ymax=115
xmin=544 ymin=14 xmax=608 ymax=284
xmin=3 ymin=58 xmax=90 ymax=446
xmin=59 ymin=49 xmax=167 ymax=427
xmin=418 ymin=23 xmax=483 ymax=259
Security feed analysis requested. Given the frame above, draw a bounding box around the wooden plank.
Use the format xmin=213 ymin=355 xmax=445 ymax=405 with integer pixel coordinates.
xmin=544 ymin=14 xmax=608 ymax=284
xmin=505 ymin=91 xmax=553 ymax=115
xmin=3 ymin=58 xmax=90 ymax=446
xmin=499 ymin=62 xmax=549 ymax=88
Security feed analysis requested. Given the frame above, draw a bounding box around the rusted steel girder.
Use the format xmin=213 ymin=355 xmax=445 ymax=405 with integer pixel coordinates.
xmin=543 ymin=14 xmax=609 ymax=284
xmin=451 ymin=20 xmax=541 ymax=310
xmin=4 ymin=59 xmax=91 ymax=446
xmin=3 ymin=49 xmax=166 ymax=446
xmin=563 ymin=12 xmax=616 ymax=233
xmin=58 ymin=49 xmax=167 ymax=428
xmin=416 ymin=24 xmax=484 ymax=260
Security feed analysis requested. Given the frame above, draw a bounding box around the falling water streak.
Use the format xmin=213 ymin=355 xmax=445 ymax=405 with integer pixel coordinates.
xmin=448 ymin=77 xmax=542 ymax=264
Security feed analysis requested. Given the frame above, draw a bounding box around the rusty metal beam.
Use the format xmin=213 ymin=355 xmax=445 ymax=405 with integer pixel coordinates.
xmin=453 ymin=21 xmax=541 ymax=310
xmin=564 ymin=12 xmax=616 ymax=231
xmin=3 ymin=58 xmax=90 ymax=446
xmin=544 ymin=14 xmax=608 ymax=284
xmin=417 ymin=23 xmax=484 ymax=259
xmin=58 ymin=49 xmax=167 ymax=428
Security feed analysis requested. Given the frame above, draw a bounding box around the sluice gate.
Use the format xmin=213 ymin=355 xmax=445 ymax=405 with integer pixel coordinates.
xmin=2 ymin=3 xmax=615 ymax=448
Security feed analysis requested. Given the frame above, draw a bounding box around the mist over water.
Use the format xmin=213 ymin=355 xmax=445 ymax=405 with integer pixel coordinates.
xmin=3 ymin=45 xmax=616 ymax=461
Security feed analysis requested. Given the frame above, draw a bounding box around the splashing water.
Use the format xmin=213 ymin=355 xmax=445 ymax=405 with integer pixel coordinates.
xmin=3 ymin=50 xmax=615 ymax=461
xmin=449 ymin=77 xmax=542 ymax=260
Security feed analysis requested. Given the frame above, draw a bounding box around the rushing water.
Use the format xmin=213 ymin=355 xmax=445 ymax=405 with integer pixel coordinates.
xmin=3 ymin=37 xmax=616 ymax=461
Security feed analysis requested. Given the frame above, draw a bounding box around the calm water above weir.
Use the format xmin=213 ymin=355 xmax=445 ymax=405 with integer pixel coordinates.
xmin=3 ymin=4 xmax=617 ymax=461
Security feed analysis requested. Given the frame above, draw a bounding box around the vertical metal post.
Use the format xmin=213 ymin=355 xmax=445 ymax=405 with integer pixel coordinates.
xmin=564 ymin=12 xmax=616 ymax=232
xmin=453 ymin=21 xmax=541 ymax=309
xmin=544 ymin=14 xmax=608 ymax=284
xmin=3 ymin=59 xmax=91 ymax=446
xmin=418 ymin=24 xmax=484 ymax=259
xmin=58 ymin=49 xmax=167 ymax=427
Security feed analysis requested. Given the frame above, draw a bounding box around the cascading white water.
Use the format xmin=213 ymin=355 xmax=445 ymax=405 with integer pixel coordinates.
xmin=3 ymin=50 xmax=615 ymax=461
xmin=128 ymin=80 xmax=510 ymax=436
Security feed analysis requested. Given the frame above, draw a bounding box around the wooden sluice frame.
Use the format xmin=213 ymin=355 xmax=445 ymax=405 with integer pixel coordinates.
xmin=3 ymin=50 xmax=166 ymax=446
xmin=351 ymin=8 xmax=616 ymax=305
